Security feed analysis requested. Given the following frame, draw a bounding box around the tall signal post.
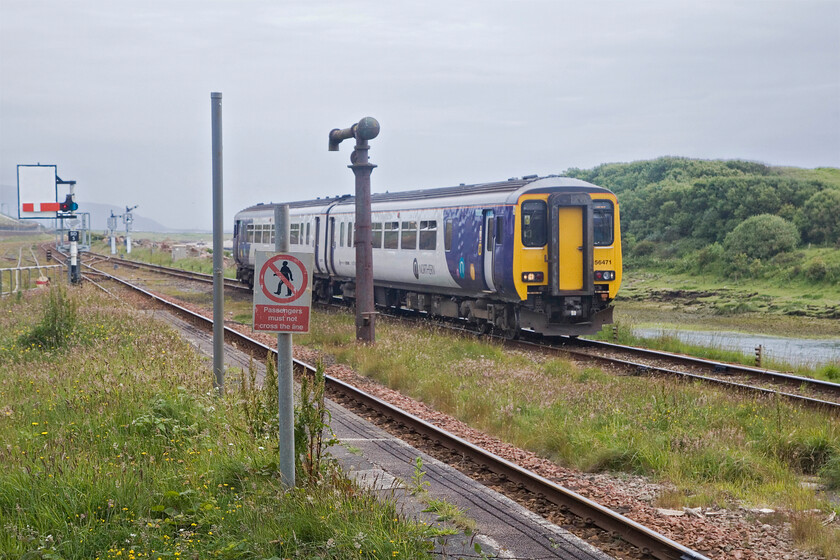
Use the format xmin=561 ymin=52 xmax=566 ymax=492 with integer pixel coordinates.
xmin=123 ymin=205 xmax=138 ymax=254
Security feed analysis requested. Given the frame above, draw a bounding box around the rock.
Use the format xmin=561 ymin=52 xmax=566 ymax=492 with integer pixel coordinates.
xmin=656 ymin=508 xmax=685 ymax=517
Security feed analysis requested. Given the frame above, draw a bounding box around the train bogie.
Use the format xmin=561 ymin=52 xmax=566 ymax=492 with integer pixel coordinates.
xmin=232 ymin=176 xmax=622 ymax=337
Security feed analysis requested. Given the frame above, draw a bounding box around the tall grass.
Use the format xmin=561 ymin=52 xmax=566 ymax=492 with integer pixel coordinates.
xmin=0 ymin=288 xmax=437 ymax=559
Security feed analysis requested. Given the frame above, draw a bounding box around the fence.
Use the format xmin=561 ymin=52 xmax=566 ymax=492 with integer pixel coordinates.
xmin=0 ymin=264 xmax=65 ymax=296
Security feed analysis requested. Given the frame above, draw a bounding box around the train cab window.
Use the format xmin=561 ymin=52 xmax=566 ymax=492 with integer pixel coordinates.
xmin=339 ymin=223 xmax=345 ymax=247
xmin=384 ymin=221 xmax=399 ymax=249
xmin=372 ymin=222 xmax=383 ymax=248
xmin=290 ymin=223 xmax=300 ymax=245
xmin=233 ymin=221 xmax=239 ymax=238
xmin=348 ymin=222 xmax=354 ymax=248
xmin=593 ymin=201 xmax=614 ymax=246
xmin=522 ymin=200 xmax=547 ymax=247
xmin=401 ymin=221 xmax=417 ymax=250
xmin=444 ymin=220 xmax=453 ymax=251
xmin=419 ymin=220 xmax=437 ymax=250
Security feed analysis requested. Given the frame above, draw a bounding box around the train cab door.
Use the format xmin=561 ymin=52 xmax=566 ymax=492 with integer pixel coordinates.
xmin=548 ymin=193 xmax=593 ymax=296
xmin=483 ymin=210 xmax=496 ymax=291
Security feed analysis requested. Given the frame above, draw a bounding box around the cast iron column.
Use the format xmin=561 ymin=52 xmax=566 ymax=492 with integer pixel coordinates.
xmin=329 ymin=117 xmax=380 ymax=343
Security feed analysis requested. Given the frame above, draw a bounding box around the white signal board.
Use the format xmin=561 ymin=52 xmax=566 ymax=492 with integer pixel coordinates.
xmin=17 ymin=165 xmax=58 ymax=219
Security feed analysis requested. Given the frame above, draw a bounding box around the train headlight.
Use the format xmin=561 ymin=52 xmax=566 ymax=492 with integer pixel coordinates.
xmin=521 ymin=271 xmax=544 ymax=282
xmin=595 ymin=270 xmax=616 ymax=281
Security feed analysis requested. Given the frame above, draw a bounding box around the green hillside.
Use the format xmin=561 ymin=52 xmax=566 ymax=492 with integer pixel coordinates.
xmin=565 ymin=157 xmax=840 ymax=302
xmin=566 ymin=157 xmax=840 ymax=248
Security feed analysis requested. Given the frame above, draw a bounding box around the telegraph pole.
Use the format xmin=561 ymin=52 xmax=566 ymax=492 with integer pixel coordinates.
xmin=328 ymin=117 xmax=380 ymax=343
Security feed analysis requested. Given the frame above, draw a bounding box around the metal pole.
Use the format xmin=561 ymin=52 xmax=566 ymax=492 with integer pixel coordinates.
xmin=211 ymin=91 xmax=225 ymax=394
xmin=329 ymin=117 xmax=380 ymax=344
xmin=275 ymin=204 xmax=295 ymax=487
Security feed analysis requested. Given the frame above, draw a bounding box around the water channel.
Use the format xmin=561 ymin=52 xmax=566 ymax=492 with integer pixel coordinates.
xmin=633 ymin=328 xmax=840 ymax=368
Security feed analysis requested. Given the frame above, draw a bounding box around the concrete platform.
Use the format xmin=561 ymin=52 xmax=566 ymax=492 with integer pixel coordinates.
xmin=154 ymin=310 xmax=615 ymax=559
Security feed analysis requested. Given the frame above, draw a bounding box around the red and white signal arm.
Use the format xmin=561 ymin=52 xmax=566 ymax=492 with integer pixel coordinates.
xmin=253 ymin=251 xmax=314 ymax=334
xmin=17 ymin=165 xmax=59 ymax=219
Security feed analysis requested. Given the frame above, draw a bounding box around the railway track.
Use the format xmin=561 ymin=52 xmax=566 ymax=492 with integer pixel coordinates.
xmin=81 ymin=249 xmax=840 ymax=412
xmin=67 ymin=251 xmax=710 ymax=560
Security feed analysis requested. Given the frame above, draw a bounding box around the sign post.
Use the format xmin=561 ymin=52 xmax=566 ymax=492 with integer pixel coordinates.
xmin=252 ymin=205 xmax=312 ymax=487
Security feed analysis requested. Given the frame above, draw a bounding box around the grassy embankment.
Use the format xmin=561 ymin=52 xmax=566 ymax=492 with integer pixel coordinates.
xmin=0 ymin=285 xmax=439 ymax=559
xmin=92 ymin=238 xmax=237 ymax=280
xmin=297 ymin=309 xmax=840 ymax=558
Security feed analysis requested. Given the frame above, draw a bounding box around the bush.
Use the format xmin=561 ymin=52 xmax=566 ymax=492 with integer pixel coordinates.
xmin=633 ymin=240 xmax=656 ymax=256
xmin=805 ymin=257 xmax=828 ymax=281
xmin=17 ymin=284 xmax=77 ymax=350
xmin=724 ymin=214 xmax=799 ymax=260
xmin=796 ymin=189 xmax=840 ymax=245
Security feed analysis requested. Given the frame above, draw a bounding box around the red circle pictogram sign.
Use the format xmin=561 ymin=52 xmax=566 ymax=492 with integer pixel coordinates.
xmin=258 ymin=254 xmax=309 ymax=304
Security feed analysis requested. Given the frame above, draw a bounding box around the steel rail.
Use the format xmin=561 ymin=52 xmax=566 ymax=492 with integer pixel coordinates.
xmin=81 ymin=263 xmax=708 ymax=560
xmin=84 ymin=251 xmax=250 ymax=293
xmin=568 ymin=336 xmax=840 ymax=395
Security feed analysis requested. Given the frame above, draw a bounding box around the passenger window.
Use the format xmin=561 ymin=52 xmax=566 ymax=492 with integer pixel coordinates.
xmin=486 ymin=217 xmax=495 ymax=252
xmin=290 ymin=223 xmax=300 ymax=245
xmin=521 ymin=200 xmax=547 ymax=247
xmin=593 ymin=201 xmax=614 ymax=246
xmin=348 ymin=222 xmax=353 ymax=248
xmin=495 ymin=217 xmax=504 ymax=244
xmin=384 ymin=221 xmax=399 ymax=249
xmin=419 ymin=220 xmax=437 ymax=250
xmin=372 ymin=222 xmax=383 ymax=248
xmin=339 ymin=222 xmax=345 ymax=247
xmin=444 ymin=220 xmax=453 ymax=251
xmin=306 ymin=222 xmax=311 ymax=245
xmin=401 ymin=221 xmax=417 ymax=250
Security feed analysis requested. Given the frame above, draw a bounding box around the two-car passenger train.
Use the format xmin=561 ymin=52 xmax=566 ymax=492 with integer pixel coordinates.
xmin=233 ymin=175 xmax=622 ymax=337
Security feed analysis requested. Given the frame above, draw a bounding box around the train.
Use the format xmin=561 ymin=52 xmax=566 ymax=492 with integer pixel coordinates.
xmin=232 ymin=175 xmax=622 ymax=337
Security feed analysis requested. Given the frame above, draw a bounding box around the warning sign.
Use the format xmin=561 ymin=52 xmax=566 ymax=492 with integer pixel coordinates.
xmin=253 ymin=251 xmax=313 ymax=333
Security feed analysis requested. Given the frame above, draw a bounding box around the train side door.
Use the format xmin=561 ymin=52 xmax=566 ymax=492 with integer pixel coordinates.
xmin=483 ymin=210 xmax=496 ymax=291
xmin=548 ymin=193 xmax=593 ymax=295
xmin=328 ymin=217 xmax=336 ymax=274
xmin=314 ymin=217 xmax=322 ymax=273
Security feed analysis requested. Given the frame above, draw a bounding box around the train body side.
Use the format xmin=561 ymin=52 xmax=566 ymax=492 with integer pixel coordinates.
xmin=232 ymin=176 xmax=622 ymax=337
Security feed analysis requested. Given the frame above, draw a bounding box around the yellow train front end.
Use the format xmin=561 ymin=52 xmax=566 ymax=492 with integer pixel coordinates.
xmin=511 ymin=188 xmax=622 ymax=336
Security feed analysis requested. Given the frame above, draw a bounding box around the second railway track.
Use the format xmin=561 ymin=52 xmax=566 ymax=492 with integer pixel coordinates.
xmin=82 ymin=249 xmax=840 ymax=412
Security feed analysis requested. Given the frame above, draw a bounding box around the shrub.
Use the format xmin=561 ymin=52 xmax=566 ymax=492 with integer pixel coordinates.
xmin=17 ymin=284 xmax=77 ymax=350
xmin=805 ymin=257 xmax=828 ymax=281
xmin=633 ymin=240 xmax=656 ymax=257
xmin=796 ymin=189 xmax=840 ymax=245
xmin=724 ymin=214 xmax=799 ymax=260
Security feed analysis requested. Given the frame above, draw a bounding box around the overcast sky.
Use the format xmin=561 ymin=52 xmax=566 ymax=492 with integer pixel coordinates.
xmin=1 ymin=0 xmax=838 ymax=230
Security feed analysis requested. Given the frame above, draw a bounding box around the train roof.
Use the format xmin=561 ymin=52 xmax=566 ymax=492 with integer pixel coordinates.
xmin=237 ymin=175 xmax=611 ymax=214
